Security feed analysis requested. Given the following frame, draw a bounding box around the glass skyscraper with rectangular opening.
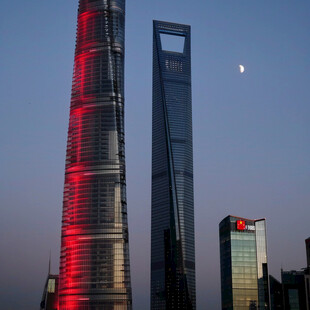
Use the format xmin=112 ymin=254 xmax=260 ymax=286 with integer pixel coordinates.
xmin=58 ymin=0 xmax=132 ymax=309
xmin=219 ymin=215 xmax=270 ymax=310
xmin=151 ymin=20 xmax=196 ymax=310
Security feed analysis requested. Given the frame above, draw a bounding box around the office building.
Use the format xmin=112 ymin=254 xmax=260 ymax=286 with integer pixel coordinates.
xmin=219 ymin=215 xmax=270 ymax=310
xmin=151 ymin=20 xmax=195 ymax=309
xmin=269 ymin=275 xmax=283 ymax=310
xmin=58 ymin=0 xmax=132 ymax=308
xmin=282 ymin=270 xmax=309 ymax=310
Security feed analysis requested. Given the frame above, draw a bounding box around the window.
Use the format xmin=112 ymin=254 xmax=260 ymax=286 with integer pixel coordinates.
xmin=47 ymin=279 xmax=56 ymax=293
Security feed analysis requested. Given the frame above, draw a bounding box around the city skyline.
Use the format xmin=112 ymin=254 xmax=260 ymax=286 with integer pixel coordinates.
xmin=1 ymin=0 xmax=310 ymax=309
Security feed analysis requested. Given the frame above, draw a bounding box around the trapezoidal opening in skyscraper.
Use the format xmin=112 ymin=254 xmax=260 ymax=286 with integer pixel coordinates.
xmin=160 ymin=33 xmax=185 ymax=53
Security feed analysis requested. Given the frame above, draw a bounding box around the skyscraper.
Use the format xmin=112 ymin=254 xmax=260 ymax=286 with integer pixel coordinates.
xmin=219 ymin=215 xmax=270 ymax=310
xmin=151 ymin=20 xmax=195 ymax=310
xmin=58 ymin=0 xmax=132 ymax=309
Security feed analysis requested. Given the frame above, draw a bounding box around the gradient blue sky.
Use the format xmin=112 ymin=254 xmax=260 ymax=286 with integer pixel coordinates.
xmin=1 ymin=0 xmax=310 ymax=309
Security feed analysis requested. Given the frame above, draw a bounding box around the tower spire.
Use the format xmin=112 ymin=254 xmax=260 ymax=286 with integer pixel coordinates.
xmin=48 ymin=250 xmax=51 ymax=275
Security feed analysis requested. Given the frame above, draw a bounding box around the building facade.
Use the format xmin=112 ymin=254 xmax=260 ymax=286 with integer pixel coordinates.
xmin=219 ymin=215 xmax=270 ymax=310
xmin=282 ymin=270 xmax=309 ymax=310
xmin=306 ymin=238 xmax=310 ymax=309
xmin=306 ymin=238 xmax=310 ymax=269
xmin=40 ymin=274 xmax=59 ymax=310
xmin=58 ymin=0 xmax=132 ymax=309
xmin=269 ymin=275 xmax=283 ymax=310
xmin=151 ymin=20 xmax=195 ymax=310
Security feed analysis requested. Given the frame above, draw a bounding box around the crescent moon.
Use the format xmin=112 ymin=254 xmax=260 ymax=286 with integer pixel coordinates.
xmin=239 ymin=65 xmax=245 ymax=73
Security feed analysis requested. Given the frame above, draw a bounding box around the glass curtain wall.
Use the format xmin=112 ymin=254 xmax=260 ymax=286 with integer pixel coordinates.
xmin=255 ymin=220 xmax=270 ymax=309
xmin=151 ymin=20 xmax=195 ymax=310
xmin=219 ymin=216 xmax=270 ymax=310
xmin=58 ymin=1 xmax=132 ymax=309
xmin=231 ymin=227 xmax=258 ymax=309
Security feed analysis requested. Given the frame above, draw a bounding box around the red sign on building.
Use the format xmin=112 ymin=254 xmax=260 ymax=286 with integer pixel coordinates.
xmin=237 ymin=220 xmax=246 ymax=230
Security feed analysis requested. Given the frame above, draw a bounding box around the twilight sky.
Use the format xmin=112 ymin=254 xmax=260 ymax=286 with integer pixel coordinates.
xmin=1 ymin=0 xmax=310 ymax=309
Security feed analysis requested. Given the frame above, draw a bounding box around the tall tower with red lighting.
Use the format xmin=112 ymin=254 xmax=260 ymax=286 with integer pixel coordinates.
xmin=59 ymin=0 xmax=132 ymax=309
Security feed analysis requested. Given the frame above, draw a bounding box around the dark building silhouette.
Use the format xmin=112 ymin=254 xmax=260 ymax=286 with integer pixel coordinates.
xmin=282 ymin=270 xmax=309 ymax=310
xmin=306 ymin=238 xmax=310 ymax=309
xmin=151 ymin=20 xmax=195 ymax=309
xmin=306 ymin=238 xmax=310 ymax=269
xmin=219 ymin=215 xmax=270 ymax=310
xmin=269 ymin=275 xmax=283 ymax=310
xmin=269 ymin=238 xmax=310 ymax=310
xmin=40 ymin=273 xmax=59 ymax=310
xmin=58 ymin=0 xmax=132 ymax=308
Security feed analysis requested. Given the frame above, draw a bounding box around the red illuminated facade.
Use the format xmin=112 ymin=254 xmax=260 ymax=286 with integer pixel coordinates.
xmin=59 ymin=0 xmax=132 ymax=309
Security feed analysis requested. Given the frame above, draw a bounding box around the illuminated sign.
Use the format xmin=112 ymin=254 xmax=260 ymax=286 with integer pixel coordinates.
xmin=236 ymin=220 xmax=255 ymax=231
xmin=237 ymin=220 xmax=246 ymax=230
